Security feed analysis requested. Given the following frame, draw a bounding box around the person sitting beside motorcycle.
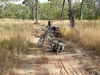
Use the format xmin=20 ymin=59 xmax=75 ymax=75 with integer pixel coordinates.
xmin=46 ymin=25 xmax=61 ymax=37
xmin=46 ymin=20 xmax=61 ymax=37
xmin=52 ymin=26 xmax=61 ymax=37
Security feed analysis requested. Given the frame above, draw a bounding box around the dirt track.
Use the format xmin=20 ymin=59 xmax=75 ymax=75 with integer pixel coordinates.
xmin=11 ymin=37 xmax=100 ymax=75
xmin=10 ymin=24 xmax=100 ymax=75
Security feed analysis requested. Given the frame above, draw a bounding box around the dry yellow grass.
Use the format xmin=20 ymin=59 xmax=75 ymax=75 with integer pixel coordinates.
xmin=0 ymin=19 xmax=36 ymax=75
xmin=43 ymin=20 xmax=100 ymax=54
xmin=38 ymin=20 xmax=100 ymax=54
xmin=0 ymin=19 xmax=100 ymax=53
xmin=36 ymin=20 xmax=100 ymax=54
xmin=61 ymin=20 xmax=100 ymax=54
xmin=0 ymin=19 xmax=100 ymax=74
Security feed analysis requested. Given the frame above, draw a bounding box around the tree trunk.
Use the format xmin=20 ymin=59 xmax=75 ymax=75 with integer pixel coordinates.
xmin=32 ymin=7 xmax=35 ymax=20
xmin=79 ymin=0 xmax=83 ymax=20
xmin=28 ymin=0 xmax=35 ymax=20
xmin=60 ymin=0 xmax=65 ymax=20
xmin=67 ymin=0 xmax=75 ymax=28
xmin=36 ymin=0 xmax=38 ymax=23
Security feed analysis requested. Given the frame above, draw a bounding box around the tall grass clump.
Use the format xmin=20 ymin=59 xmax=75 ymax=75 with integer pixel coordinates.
xmin=0 ymin=33 xmax=29 ymax=75
xmin=0 ymin=33 xmax=29 ymax=54
xmin=79 ymin=25 xmax=100 ymax=52
xmin=0 ymin=49 xmax=14 ymax=75
xmin=60 ymin=21 xmax=80 ymax=43
xmin=62 ymin=20 xmax=100 ymax=55
xmin=0 ymin=19 xmax=35 ymax=75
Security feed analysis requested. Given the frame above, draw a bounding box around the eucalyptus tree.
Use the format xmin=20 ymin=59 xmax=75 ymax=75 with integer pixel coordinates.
xmin=94 ymin=0 xmax=100 ymax=19
xmin=11 ymin=4 xmax=29 ymax=19
xmin=61 ymin=0 xmax=65 ymax=20
xmin=49 ymin=0 xmax=63 ymax=12
xmin=49 ymin=0 xmax=75 ymax=28
xmin=61 ymin=0 xmax=75 ymax=28
xmin=79 ymin=0 xmax=100 ymax=19
xmin=20 ymin=6 xmax=31 ymax=20
xmin=79 ymin=0 xmax=83 ymax=20
xmin=0 ymin=0 xmax=25 ymax=19
xmin=22 ymin=0 xmax=35 ymax=20
xmin=0 ymin=0 xmax=8 ymax=18
xmin=72 ymin=1 xmax=80 ymax=20
xmin=1 ymin=4 xmax=14 ymax=18
xmin=48 ymin=0 xmax=64 ymax=20
xmin=36 ymin=0 xmax=38 ymax=23
xmin=0 ymin=0 xmax=19 ymax=4
xmin=67 ymin=0 xmax=75 ymax=28
xmin=0 ymin=5 xmax=5 ymax=18
xmin=39 ymin=3 xmax=50 ymax=20
xmin=22 ymin=0 xmax=38 ymax=23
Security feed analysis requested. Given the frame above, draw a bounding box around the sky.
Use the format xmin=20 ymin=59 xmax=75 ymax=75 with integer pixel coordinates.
xmin=15 ymin=0 xmax=48 ymax=4
xmin=39 ymin=0 xmax=48 ymax=3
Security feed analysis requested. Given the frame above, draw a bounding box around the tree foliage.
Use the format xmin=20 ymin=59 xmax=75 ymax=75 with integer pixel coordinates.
xmin=0 ymin=0 xmax=100 ymax=20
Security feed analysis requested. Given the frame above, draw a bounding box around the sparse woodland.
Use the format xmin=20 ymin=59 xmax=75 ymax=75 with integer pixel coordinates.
xmin=0 ymin=0 xmax=100 ymax=75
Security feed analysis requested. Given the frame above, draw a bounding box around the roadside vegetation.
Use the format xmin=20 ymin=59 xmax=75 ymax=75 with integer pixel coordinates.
xmin=0 ymin=19 xmax=35 ymax=75
xmin=0 ymin=19 xmax=100 ymax=74
xmin=0 ymin=0 xmax=100 ymax=74
xmin=61 ymin=20 xmax=100 ymax=55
